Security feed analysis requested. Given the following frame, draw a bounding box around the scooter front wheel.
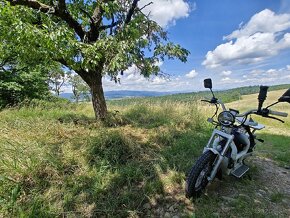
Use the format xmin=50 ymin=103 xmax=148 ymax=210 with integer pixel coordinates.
xmin=185 ymin=151 xmax=216 ymax=198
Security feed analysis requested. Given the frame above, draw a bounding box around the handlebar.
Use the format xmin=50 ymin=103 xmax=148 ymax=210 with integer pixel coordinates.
xmin=236 ymin=109 xmax=257 ymax=117
xmin=201 ymin=98 xmax=287 ymax=123
xmin=268 ymin=110 xmax=288 ymax=117
xmin=236 ymin=108 xmax=287 ymax=123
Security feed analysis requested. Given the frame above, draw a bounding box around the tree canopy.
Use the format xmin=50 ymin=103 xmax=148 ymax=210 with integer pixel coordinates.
xmin=0 ymin=0 xmax=190 ymax=119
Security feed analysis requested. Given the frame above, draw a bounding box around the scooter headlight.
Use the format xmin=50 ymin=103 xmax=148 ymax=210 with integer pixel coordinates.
xmin=218 ymin=111 xmax=235 ymax=126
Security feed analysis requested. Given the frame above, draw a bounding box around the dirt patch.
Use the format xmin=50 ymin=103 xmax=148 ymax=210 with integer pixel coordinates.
xmin=205 ymin=155 xmax=290 ymax=217
xmin=251 ymin=156 xmax=290 ymax=195
xmin=142 ymin=154 xmax=290 ymax=217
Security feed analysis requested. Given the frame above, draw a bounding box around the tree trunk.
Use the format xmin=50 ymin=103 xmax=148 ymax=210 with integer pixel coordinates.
xmin=89 ymin=74 xmax=107 ymax=120
xmin=91 ymin=87 xmax=107 ymax=119
xmin=77 ymin=69 xmax=107 ymax=120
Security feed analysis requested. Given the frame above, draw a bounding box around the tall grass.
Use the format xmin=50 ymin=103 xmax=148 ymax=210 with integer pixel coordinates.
xmin=1 ymin=88 xmax=289 ymax=217
xmin=0 ymin=99 xmax=210 ymax=217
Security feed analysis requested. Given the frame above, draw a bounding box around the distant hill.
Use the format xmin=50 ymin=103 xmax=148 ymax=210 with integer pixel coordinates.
xmin=104 ymin=90 xmax=177 ymax=99
xmin=60 ymin=90 xmax=178 ymax=100
xmin=107 ymin=83 xmax=290 ymax=106
xmin=60 ymin=84 xmax=290 ymax=104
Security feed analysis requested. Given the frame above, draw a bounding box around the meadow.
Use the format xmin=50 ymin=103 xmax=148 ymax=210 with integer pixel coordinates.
xmin=0 ymin=86 xmax=289 ymax=217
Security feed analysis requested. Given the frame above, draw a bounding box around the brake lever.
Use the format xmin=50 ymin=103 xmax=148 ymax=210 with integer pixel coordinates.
xmin=201 ymin=99 xmax=211 ymax=103
xmin=201 ymin=98 xmax=218 ymax=104
xmin=266 ymin=115 xmax=285 ymax=123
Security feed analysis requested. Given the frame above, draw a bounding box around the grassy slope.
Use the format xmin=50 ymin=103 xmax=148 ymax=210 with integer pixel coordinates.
xmin=0 ymin=100 xmax=210 ymax=217
xmin=0 ymin=87 xmax=289 ymax=217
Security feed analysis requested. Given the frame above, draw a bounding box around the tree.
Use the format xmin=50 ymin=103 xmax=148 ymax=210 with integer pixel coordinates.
xmin=69 ymin=74 xmax=91 ymax=103
xmin=0 ymin=39 xmax=51 ymax=107
xmin=48 ymin=68 xmax=66 ymax=96
xmin=1 ymin=0 xmax=189 ymax=119
xmin=0 ymin=64 xmax=50 ymax=108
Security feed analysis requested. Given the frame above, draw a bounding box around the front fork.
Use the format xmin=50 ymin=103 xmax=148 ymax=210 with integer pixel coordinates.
xmin=203 ymin=129 xmax=234 ymax=182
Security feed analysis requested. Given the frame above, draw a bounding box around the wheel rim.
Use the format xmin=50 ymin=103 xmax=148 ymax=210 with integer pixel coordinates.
xmin=194 ymin=164 xmax=211 ymax=190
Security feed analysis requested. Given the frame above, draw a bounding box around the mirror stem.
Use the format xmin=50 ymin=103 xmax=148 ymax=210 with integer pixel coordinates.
xmin=210 ymin=88 xmax=216 ymax=99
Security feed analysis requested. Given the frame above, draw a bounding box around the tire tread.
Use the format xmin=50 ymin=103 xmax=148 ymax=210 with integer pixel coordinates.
xmin=185 ymin=151 xmax=216 ymax=198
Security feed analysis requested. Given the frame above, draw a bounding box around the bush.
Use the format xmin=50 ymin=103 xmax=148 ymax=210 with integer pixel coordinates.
xmin=18 ymin=97 xmax=74 ymax=110
xmin=0 ymin=70 xmax=50 ymax=109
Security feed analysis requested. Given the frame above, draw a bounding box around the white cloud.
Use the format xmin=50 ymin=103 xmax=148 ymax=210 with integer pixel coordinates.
xmin=151 ymin=76 xmax=167 ymax=84
xmin=224 ymin=9 xmax=290 ymax=40
xmin=250 ymin=69 xmax=264 ymax=76
xmin=139 ymin=0 xmax=192 ymax=27
xmin=154 ymin=60 xmax=163 ymax=67
xmin=266 ymin=69 xmax=279 ymax=76
xmin=221 ymin=70 xmax=232 ymax=76
xmin=123 ymin=65 xmax=139 ymax=75
xmin=62 ymin=65 xmax=289 ymax=93
xmin=203 ymin=9 xmax=290 ymax=69
xmin=185 ymin=69 xmax=198 ymax=78
xmin=221 ymin=77 xmax=231 ymax=82
xmin=218 ymin=64 xmax=290 ymax=86
xmin=101 ymin=66 xmax=203 ymax=92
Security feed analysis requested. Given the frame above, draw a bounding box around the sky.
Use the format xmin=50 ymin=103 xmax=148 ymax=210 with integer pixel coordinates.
xmin=104 ymin=0 xmax=290 ymax=92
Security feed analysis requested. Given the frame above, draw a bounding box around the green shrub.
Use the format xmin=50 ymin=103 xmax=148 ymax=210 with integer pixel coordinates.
xmin=20 ymin=97 xmax=74 ymax=110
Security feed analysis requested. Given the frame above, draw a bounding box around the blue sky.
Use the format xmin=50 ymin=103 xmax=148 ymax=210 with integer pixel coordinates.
xmin=103 ymin=0 xmax=290 ymax=92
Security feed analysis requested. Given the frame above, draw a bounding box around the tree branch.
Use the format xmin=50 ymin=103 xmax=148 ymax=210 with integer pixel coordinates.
xmin=79 ymin=8 xmax=95 ymax=25
xmin=125 ymin=0 xmax=140 ymax=24
xmin=99 ymin=0 xmax=141 ymax=34
xmin=139 ymin=1 xmax=152 ymax=11
xmin=109 ymin=13 xmax=114 ymax=35
xmin=55 ymin=58 xmax=67 ymax=67
xmin=99 ymin=20 xmax=121 ymax=31
xmin=87 ymin=2 xmax=105 ymax=42
xmin=8 ymin=0 xmax=53 ymax=13
xmin=7 ymin=0 xmax=85 ymax=40
xmin=57 ymin=0 xmax=65 ymax=10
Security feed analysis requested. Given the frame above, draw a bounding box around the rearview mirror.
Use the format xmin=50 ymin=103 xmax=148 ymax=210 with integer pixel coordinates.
xmin=278 ymin=88 xmax=290 ymax=103
xmin=258 ymin=86 xmax=269 ymax=102
xmin=257 ymin=86 xmax=269 ymax=111
xmin=204 ymin=78 xmax=212 ymax=89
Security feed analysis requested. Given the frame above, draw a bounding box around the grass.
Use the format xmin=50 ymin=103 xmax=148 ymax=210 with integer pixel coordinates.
xmin=0 ymin=87 xmax=289 ymax=217
xmin=0 ymin=99 xmax=210 ymax=217
xmin=270 ymin=192 xmax=285 ymax=203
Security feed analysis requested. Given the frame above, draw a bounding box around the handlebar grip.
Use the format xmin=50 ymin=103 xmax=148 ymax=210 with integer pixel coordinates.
xmin=268 ymin=110 xmax=288 ymax=117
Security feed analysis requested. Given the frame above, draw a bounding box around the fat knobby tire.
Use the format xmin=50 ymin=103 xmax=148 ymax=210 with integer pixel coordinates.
xmin=185 ymin=151 xmax=216 ymax=198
